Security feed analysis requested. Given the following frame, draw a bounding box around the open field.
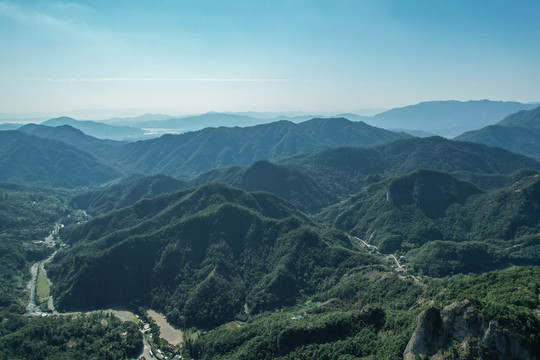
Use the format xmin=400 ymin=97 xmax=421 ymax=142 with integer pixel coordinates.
xmin=36 ymin=265 xmax=50 ymax=308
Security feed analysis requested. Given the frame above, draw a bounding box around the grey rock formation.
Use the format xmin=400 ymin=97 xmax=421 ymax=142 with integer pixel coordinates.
xmin=403 ymin=299 xmax=536 ymax=360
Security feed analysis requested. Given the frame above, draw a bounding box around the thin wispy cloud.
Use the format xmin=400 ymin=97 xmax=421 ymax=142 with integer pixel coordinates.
xmin=0 ymin=1 xmax=64 ymax=28
xmin=42 ymin=77 xmax=289 ymax=83
xmin=0 ymin=1 xmax=103 ymax=42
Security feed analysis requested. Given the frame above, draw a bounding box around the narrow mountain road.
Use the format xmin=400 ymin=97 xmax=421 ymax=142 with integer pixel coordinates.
xmin=350 ymin=235 xmax=421 ymax=283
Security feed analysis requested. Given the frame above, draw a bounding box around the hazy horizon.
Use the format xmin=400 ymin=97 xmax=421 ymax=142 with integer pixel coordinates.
xmin=1 ymin=0 xmax=540 ymax=116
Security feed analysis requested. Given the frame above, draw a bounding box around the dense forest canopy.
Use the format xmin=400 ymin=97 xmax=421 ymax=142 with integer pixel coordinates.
xmin=1 ymin=109 xmax=539 ymax=359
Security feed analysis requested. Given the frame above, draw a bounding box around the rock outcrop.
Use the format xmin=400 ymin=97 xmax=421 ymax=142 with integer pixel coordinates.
xmin=403 ymin=299 xmax=536 ymax=360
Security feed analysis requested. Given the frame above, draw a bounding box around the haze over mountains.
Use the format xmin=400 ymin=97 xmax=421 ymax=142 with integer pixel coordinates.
xmin=369 ymin=100 xmax=538 ymax=137
xmin=2 ymin=99 xmax=537 ymax=142
xmin=2 ymin=100 xmax=540 ymax=359
xmin=456 ymin=105 xmax=540 ymax=160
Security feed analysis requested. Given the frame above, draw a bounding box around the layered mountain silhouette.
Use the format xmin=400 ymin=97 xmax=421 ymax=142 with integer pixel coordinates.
xmin=114 ymin=117 xmax=412 ymax=176
xmin=41 ymin=117 xmax=144 ymax=140
xmin=0 ymin=131 xmax=121 ymax=188
xmin=321 ymin=169 xmax=540 ymax=276
xmin=456 ymin=105 xmax=540 ymax=160
xmin=370 ymin=100 xmax=537 ymax=137
xmin=69 ymin=136 xmax=540 ymax=215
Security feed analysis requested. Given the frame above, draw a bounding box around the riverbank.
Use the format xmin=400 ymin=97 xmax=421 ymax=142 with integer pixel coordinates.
xmin=147 ymin=310 xmax=183 ymax=346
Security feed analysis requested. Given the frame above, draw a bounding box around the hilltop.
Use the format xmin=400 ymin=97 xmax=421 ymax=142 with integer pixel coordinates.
xmin=456 ymin=105 xmax=540 ymax=160
xmin=320 ymin=169 xmax=540 ymax=276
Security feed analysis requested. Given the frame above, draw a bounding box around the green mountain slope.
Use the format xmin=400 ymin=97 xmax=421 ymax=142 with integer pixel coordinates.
xmin=0 ymin=185 xmax=66 ymax=311
xmin=189 ymin=266 xmax=539 ymax=360
xmin=70 ymin=174 xmax=186 ymax=216
xmin=72 ymin=136 xmax=540 ymax=217
xmin=190 ymin=160 xmax=334 ymax=214
xmin=498 ymin=105 xmax=540 ymax=130
xmin=373 ymin=136 xmax=540 ymax=174
xmin=116 ymin=118 xmax=411 ymax=176
xmin=0 ymin=131 xmax=122 ymax=188
xmin=456 ymin=106 xmax=540 ymax=160
xmin=18 ymin=124 xmax=126 ymax=159
xmin=0 ymin=313 xmax=142 ymax=360
xmin=48 ymin=184 xmax=380 ymax=327
xmin=320 ymin=169 xmax=540 ymax=276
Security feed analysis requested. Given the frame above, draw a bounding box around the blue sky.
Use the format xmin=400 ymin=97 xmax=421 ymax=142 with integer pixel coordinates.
xmin=1 ymin=0 xmax=539 ymax=117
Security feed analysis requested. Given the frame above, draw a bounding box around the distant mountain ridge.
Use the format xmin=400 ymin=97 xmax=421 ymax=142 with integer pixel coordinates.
xmin=41 ymin=116 xmax=144 ymax=140
xmin=455 ymin=105 xmax=540 ymax=160
xmin=115 ymin=117 xmax=412 ymax=176
xmin=0 ymin=131 xmax=122 ymax=188
xmin=369 ymin=100 xmax=537 ymax=137
xmin=18 ymin=124 xmax=125 ymax=159
xmin=70 ymin=136 xmax=540 ymax=216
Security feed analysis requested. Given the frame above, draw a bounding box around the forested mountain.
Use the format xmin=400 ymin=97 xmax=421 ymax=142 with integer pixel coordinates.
xmin=497 ymin=105 xmax=540 ymax=129
xmin=195 ymin=137 xmax=540 ymax=212
xmin=371 ymin=136 xmax=540 ymax=174
xmin=0 ymin=313 xmax=142 ymax=360
xmin=115 ymin=118 xmax=411 ymax=176
xmin=456 ymin=105 xmax=540 ymax=160
xmin=0 ymin=123 xmax=20 ymax=131
xmin=18 ymin=124 xmax=126 ymax=159
xmin=370 ymin=100 xmax=537 ymax=137
xmin=69 ymin=136 xmax=540 ymax=216
xmin=48 ymin=183 xmax=380 ymax=327
xmin=0 ymin=131 xmax=122 ymax=188
xmin=41 ymin=116 xmax=144 ymax=140
xmin=2 ymin=110 xmax=540 ymax=359
xmin=190 ymin=266 xmax=540 ymax=360
xmin=70 ymin=174 xmax=186 ymax=216
xmin=0 ymin=185 xmax=66 ymax=310
xmin=320 ymin=169 xmax=540 ymax=276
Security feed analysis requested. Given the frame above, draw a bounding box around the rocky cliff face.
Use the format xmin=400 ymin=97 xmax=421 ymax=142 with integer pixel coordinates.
xmin=403 ymin=300 xmax=536 ymax=360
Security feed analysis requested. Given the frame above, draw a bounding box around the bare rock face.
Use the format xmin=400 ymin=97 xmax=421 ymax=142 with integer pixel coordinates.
xmin=403 ymin=300 xmax=536 ymax=360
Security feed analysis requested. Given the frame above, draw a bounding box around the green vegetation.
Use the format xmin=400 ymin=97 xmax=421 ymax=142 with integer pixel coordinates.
xmin=321 ymin=169 xmax=540 ymax=276
xmin=0 ymin=131 xmax=122 ymax=188
xmin=116 ymin=117 xmax=411 ymax=176
xmin=0 ymin=312 xmax=142 ymax=360
xmin=1 ymin=113 xmax=540 ymax=359
xmin=456 ymin=105 xmax=540 ymax=160
xmin=186 ymin=266 xmax=539 ymax=359
xmin=70 ymin=174 xmax=186 ymax=216
xmin=0 ymin=186 xmax=66 ymax=311
xmin=36 ymin=265 xmax=50 ymax=310
xmin=48 ymin=184 xmax=380 ymax=328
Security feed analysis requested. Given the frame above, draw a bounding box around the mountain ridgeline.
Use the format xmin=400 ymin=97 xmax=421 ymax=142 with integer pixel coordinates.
xmin=68 ymin=136 xmax=540 ymax=216
xmin=41 ymin=116 xmax=144 ymax=140
xmin=5 ymin=117 xmax=411 ymax=188
xmin=0 ymin=131 xmax=121 ymax=188
xmin=456 ymin=105 xmax=540 ymax=160
xmin=116 ymin=117 xmax=412 ymax=176
xmin=321 ymin=169 xmax=540 ymax=276
xmin=49 ymin=184 xmax=380 ymax=327
xmin=2 ymin=107 xmax=540 ymax=359
xmin=371 ymin=100 xmax=538 ymax=137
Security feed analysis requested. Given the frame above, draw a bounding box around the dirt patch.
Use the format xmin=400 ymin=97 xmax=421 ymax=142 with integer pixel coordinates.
xmin=225 ymin=321 xmax=241 ymax=330
xmin=147 ymin=310 xmax=183 ymax=346
xmin=108 ymin=309 xmax=138 ymax=322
